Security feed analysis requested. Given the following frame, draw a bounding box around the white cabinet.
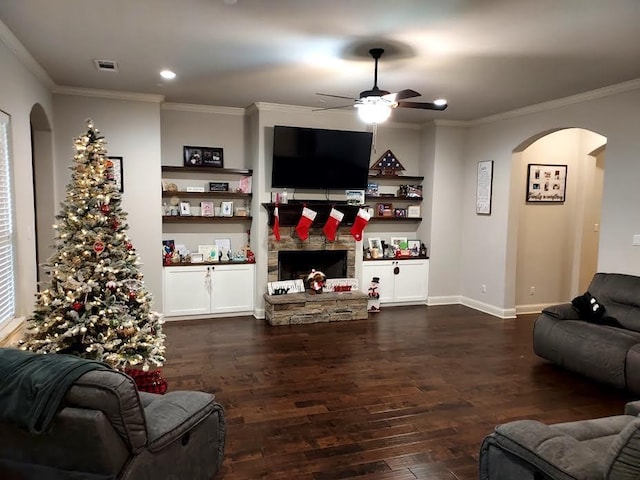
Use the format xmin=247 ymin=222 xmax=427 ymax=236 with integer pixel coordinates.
xmin=361 ymin=259 xmax=428 ymax=305
xmin=163 ymin=263 xmax=255 ymax=317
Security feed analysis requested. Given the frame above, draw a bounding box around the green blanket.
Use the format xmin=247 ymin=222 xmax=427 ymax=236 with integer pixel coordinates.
xmin=0 ymin=348 xmax=110 ymax=433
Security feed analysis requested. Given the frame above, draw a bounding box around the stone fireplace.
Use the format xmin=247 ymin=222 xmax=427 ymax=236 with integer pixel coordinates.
xmin=267 ymin=228 xmax=356 ymax=283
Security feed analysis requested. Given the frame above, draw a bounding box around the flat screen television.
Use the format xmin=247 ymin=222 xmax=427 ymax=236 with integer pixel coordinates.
xmin=271 ymin=125 xmax=373 ymax=190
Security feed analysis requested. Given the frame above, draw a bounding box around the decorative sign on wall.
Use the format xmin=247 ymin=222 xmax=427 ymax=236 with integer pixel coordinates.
xmin=526 ymin=164 xmax=567 ymax=203
xmin=476 ymin=160 xmax=493 ymax=215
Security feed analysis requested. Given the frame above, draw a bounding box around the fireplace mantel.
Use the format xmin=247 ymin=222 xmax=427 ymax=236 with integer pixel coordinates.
xmin=262 ymin=202 xmax=361 ymax=227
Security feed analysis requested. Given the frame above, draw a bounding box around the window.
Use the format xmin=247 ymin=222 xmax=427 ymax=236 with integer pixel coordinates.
xmin=0 ymin=111 xmax=15 ymax=325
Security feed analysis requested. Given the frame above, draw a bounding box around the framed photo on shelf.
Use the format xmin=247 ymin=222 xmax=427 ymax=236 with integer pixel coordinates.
xmin=107 ymin=156 xmax=123 ymax=192
xmin=393 ymin=208 xmax=407 ymax=218
xmin=179 ymin=201 xmax=191 ymax=216
xmin=376 ymin=203 xmax=393 ymax=217
xmin=390 ymin=237 xmax=408 ymax=249
xmin=220 ymin=201 xmax=234 ymax=217
xmin=407 ymin=205 xmax=421 ymax=218
xmin=368 ymin=237 xmax=382 ymax=251
xmin=215 ymin=238 xmax=231 ymax=259
xmin=526 ymin=164 xmax=567 ymax=202
xmin=200 ymin=201 xmax=214 ymax=216
xmin=407 ymin=240 xmax=421 ymax=256
xmin=183 ymin=146 xmax=224 ymax=168
xmin=198 ymin=244 xmax=219 ymax=262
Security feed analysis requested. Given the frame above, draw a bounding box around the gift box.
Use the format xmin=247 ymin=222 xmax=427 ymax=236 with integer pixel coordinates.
xmin=125 ymin=368 xmax=168 ymax=394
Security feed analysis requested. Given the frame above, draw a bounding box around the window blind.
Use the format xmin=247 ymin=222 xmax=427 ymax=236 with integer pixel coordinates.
xmin=0 ymin=111 xmax=15 ymax=325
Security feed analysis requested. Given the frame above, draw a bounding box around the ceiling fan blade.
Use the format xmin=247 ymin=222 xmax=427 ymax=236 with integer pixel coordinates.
xmin=316 ymin=93 xmax=357 ymax=101
xmin=383 ymin=89 xmax=421 ymax=102
xmin=312 ymin=104 xmax=354 ymax=112
xmin=397 ymin=101 xmax=448 ymax=111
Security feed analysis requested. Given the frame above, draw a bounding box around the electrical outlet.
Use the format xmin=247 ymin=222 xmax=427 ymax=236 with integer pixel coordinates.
xmin=530 ymin=286 xmax=535 ymax=295
xmin=481 ymin=284 xmax=486 ymax=294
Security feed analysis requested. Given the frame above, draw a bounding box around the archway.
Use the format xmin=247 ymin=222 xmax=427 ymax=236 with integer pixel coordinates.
xmin=508 ymin=128 xmax=606 ymax=314
xmin=29 ymin=104 xmax=54 ymax=287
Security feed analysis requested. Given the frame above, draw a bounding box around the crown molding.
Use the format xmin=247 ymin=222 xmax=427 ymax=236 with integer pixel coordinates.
xmin=0 ymin=19 xmax=54 ymax=89
xmin=52 ymin=86 xmax=164 ymax=103
xmin=432 ymin=119 xmax=471 ymax=128
xmin=472 ymin=77 xmax=640 ymax=126
xmin=162 ymin=102 xmax=244 ymax=115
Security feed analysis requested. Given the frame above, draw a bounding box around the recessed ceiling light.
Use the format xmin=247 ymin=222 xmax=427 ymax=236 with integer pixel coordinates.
xmin=160 ymin=70 xmax=176 ymax=80
xmin=434 ymin=98 xmax=447 ymax=106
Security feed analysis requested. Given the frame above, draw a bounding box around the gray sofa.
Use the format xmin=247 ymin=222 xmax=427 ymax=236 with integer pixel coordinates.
xmin=0 ymin=369 xmax=225 ymax=480
xmin=533 ymin=272 xmax=640 ymax=394
xmin=479 ymin=399 xmax=640 ymax=480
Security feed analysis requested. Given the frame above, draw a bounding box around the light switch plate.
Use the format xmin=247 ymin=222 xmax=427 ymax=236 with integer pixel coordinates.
xmin=633 ymin=234 xmax=640 ymax=246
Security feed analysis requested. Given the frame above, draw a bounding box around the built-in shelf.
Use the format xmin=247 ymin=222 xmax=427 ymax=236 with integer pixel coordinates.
xmin=368 ymin=174 xmax=424 ymax=182
xmin=162 ymin=166 xmax=252 ymax=175
xmin=162 ymin=216 xmax=252 ymax=223
xmin=365 ymin=195 xmax=423 ymax=202
xmin=164 ymin=260 xmax=255 ymax=267
xmin=162 ymin=191 xmax=251 ymax=199
xmin=363 ymin=255 xmax=429 ymax=261
xmin=369 ymin=216 xmax=422 ymax=222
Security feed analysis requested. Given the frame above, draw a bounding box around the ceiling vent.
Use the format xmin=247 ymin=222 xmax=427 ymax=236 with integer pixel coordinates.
xmin=94 ymin=59 xmax=119 ymax=72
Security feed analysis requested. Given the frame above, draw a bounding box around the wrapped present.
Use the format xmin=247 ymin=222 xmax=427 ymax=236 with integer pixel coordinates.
xmin=125 ymin=368 xmax=168 ymax=394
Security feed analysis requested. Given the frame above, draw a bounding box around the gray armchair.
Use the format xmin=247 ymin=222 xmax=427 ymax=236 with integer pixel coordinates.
xmin=0 ymin=369 xmax=225 ymax=480
xmin=479 ymin=400 xmax=640 ymax=479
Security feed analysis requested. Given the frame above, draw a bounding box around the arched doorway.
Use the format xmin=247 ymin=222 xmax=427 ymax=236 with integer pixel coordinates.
xmin=509 ymin=128 xmax=606 ymax=314
xmin=30 ymin=104 xmax=54 ymax=287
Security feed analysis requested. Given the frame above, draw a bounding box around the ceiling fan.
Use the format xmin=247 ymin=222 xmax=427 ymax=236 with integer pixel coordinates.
xmin=317 ymin=48 xmax=448 ymax=123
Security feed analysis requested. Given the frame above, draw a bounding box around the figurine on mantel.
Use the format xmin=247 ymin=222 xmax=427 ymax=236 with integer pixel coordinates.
xmin=306 ymin=269 xmax=326 ymax=294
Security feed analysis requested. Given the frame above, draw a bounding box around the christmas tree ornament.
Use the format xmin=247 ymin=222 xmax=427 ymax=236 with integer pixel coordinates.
xmin=350 ymin=208 xmax=371 ymax=241
xmin=322 ymin=208 xmax=344 ymax=242
xmin=100 ymin=204 xmax=110 ymax=213
xmin=295 ymin=206 xmax=317 ymax=241
xmin=72 ymin=302 xmax=83 ymax=311
xmin=93 ymin=241 xmax=105 ymax=254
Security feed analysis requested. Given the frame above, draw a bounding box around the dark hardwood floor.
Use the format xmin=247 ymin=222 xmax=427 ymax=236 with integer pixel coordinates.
xmin=162 ymin=305 xmax=634 ymax=480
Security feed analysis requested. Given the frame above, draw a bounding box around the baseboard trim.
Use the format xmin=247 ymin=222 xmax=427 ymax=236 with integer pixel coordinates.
xmin=427 ymin=295 xmax=461 ymax=306
xmin=460 ymin=297 xmax=517 ymax=319
xmin=515 ymin=303 xmax=552 ymax=315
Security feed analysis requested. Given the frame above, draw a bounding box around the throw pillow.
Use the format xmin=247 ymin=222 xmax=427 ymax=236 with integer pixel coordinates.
xmin=571 ymin=291 xmax=606 ymax=322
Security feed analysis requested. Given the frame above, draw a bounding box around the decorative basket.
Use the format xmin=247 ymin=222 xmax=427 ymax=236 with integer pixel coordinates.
xmin=125 ymin=368 xmax=168 ymax=394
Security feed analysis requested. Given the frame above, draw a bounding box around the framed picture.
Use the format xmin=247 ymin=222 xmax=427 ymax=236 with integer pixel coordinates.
xmin=390 ymin=237 xmax=408 ymax=249
xmin=476 ymin=160 xmax=493 ymax=215
xmin=209 ymin=182 xmax=229 ymax=192
xmin=107 ymin=156 xmax=123 ymax=192
xmin=183 ymin=146 xmax=224 ymax=168
xmin=407 ymin=240 xmax=421 ymax=256
xmin=200 ymin=201 xmax=214 ymax=216
xmin=368 ymin=237 xmax=382 ymax=251
xmin=526 ymin=164 xmax=567 ymax=202
xmin=407 ymin=205 xmax=421 ymax=218
xmin=376 ymin=203 xmax=393 ymax=217
xmin=220 ymin=201 xmax=234 ymax=217
xmin=393 ymin=208 xmax=407 ymax=218
xmin=179 ymin=201 xmax=191 ymax=216
xmin=198 ymin=244 xmax=219 ymax=262
xmin=345 ymin=189 xmax=365 ymax=205
xmin=215 ymin=238 xmax=231 ymax=259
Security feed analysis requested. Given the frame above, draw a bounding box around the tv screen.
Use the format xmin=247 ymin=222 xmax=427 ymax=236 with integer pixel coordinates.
xmin=271 ymin=125 xmax=373 ymax=190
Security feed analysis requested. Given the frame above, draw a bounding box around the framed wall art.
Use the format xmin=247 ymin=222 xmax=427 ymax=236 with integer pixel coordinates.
xmin=476 ymin=160 xmax=493 ymax=214
xmin=108 ymin=156 xmax=123 ymax=192
xmin=183 ymin=146 xmax=224 ymax=168
xmin=526 ymin=164 xmax=567 ymax=203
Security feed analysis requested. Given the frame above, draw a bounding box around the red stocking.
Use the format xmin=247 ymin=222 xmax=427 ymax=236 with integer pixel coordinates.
xmin=272 ymin=205 xmax=281 ymax=241
xmin=295 ymin=207 xmax=317 ymax=241
xmin=322 ymin=208 xmax=344 ymax=242
xmin=350 ymin=208 xmax=371 ymax=241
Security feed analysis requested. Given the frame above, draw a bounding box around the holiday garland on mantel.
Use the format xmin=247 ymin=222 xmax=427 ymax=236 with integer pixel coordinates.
xmin=20 ymin=121 xmax=165 ymax=373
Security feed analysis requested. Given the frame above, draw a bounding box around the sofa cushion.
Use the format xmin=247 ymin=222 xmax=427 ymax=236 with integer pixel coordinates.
xmin=604 ymin=417 xmax=640 ymax=478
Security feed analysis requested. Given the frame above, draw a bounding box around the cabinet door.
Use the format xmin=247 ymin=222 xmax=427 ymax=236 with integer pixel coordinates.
xmin=163 ymin=266 xmax=211 ymax=316
xmin=362 ymin=261 xmax=395 ymax=304
xmin=393 ymin=260 xmax=429 ymax=303
xmin=209 ymin=264 xmax=255 ymax=314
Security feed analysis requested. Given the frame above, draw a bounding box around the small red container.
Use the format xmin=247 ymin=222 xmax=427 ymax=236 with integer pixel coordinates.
xmin=125 ymin=368 xmax=168 ymax=394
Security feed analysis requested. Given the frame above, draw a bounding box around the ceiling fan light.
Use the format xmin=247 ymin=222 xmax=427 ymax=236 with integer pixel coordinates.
xmin=434 ymin=98 xmax=447 ymax=106
xmin=356 ymin=102 xmax=392 ymax=124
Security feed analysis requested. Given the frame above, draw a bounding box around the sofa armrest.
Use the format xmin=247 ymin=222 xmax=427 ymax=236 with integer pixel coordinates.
xmin=143 ymin=391 xmax=217 ymax=452
xmin=492 ymin=420 xmax=602 ymax=480
xmin=624 ymin=401 xmax=640 ymax=416
xmin=541 ymin=303 xmax=581 ymax=320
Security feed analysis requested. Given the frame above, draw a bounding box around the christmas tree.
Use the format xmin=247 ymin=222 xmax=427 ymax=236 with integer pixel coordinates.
xmin=21 ymin=120 xmax=165 ymax=372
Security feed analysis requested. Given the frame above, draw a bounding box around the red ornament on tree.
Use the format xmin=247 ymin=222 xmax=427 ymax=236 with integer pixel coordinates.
xmin=100 ymin=204 xmax=110 ymax=213
xmin=111 ymin=219 xmax=120 ymax=229
xmin=126 ymin=242 xmax=133 ymax=250
xmin=72 ymin=301 xmax=83 ymax=311
xmin=94 ymin=241 xmax=105 ymax=254
xmin=129 ymin=291 xmax=137 ymax=300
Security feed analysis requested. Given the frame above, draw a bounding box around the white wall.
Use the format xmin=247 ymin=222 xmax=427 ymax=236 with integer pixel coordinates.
xmin=459 ymin=87 xmax=640 ymax=315
xmin=52 ymin=94 xmax=163 ymax=308
xmin=0 ymin=31 xmax=53 ymax=319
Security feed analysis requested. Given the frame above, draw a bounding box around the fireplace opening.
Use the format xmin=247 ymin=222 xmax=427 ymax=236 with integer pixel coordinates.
xmin=278 ymin=250 xmax=347 ymax=281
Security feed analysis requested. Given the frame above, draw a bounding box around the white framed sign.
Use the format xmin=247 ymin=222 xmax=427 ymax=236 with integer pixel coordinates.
xmin=476 ymin=160 xmax=493 ymax=215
